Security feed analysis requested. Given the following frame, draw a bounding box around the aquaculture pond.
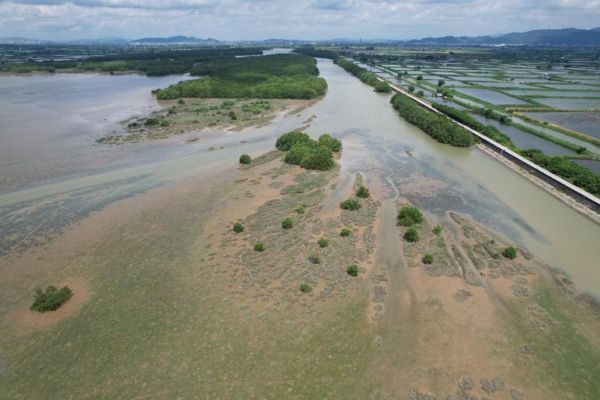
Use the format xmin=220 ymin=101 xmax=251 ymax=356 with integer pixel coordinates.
xmin=537 ymin=98 xmax=600 ymax=110
xmin=455 ymin=88 xmax=528 ymax=105
xmin=523 ymin=111 xmax=600 ymax=139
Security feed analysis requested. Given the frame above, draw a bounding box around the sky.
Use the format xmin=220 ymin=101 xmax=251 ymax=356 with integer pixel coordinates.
xmin=0 ymin=0 xmax=599 ymax=41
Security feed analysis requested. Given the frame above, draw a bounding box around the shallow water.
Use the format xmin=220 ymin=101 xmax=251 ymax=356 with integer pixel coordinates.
xmin=455 ymin=88 xmax=527 ymax=105
xmin=1 ymin=59 xmax=600 ymax=298
xmin=0 ymin=73 xmax=191 ymax=189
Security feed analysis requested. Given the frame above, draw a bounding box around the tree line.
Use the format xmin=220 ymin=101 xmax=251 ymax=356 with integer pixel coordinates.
xmin=390 ymin=94 xmax=476 ymax=147
xmin=155 ymin=54 xmax=327 ymax=100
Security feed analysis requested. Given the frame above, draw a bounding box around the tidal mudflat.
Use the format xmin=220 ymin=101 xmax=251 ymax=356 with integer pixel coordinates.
xmin=1 ymin=58 xmax=600 ymax=399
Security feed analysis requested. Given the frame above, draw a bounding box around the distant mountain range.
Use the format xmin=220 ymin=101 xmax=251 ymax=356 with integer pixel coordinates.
xmin=402 ymin=28 xmax=600 ymax=46
xmin=131 ymin=35 xmax=220 ymax=45
xmin=1 ymin=27 xmax=600 ymax=46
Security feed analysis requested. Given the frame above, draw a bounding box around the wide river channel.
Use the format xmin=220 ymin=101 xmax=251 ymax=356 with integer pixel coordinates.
xmin=1 ymin=58 xmax=599 ymax=298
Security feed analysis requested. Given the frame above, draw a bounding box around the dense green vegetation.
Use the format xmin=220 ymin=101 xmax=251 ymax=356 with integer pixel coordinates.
xmin=293 ymin=47 xmax=339 ymax=60
xmin=397 ymin=205 xmax=424 ymax=226
xmin=0 ymin=47 xmax=263 ymax=76
xmin=254 ymin=242 xmax=266 ymax=252
xmin=340 ymin=199 xmax=362 ymax=211
xmin=282 ymin=218 xmax=294 ymax=229
xmin=356 ymin=185 xmax=370 ymax=198
xmin=520 ymin=149 xmax=600 ymax=195
xmin=30 ymin=286 xmax=73 ymax=312
xmin=299 ymin=283 xmax=312 ymax=293
xmin=432 ymin=103 xmax=515 ymax=148
xmin=391 ymin=94 xmax=476 ymax=147
xmin=233 ymin=222 xmax=244 ymax=233
xmin=422 ymin=254 xmax=434 ymax=264
xmin=277 ymin=131 xmax=337 ymax=171
xmin=155 ymin=54 xmax=327 ymax=100
xmin=503 ymin=247 xmax=517 ymax=259
xmin=318 ymin=134 xmax=343 ymax=152
xmin=404 ymin=227 xmax=419 ymax=242
xmin=239 ymin=154 xmax=251 ymax=164
xmin=318 ymin=237 xmax=330 ymax=248
xmin=334 ymin=58 xmax=391 ymax=93
xmin=432 ymin=225 xmax=443 ymax=235
xmin=309 ymin=253 xmax=321 ymax=264
xmin=276 ymin=130 xmax=311 ymax=151
xmin=340 ymin=227 xmax=352 ymax=237
xmin=346 ymin=264 xmax=359 ymax=277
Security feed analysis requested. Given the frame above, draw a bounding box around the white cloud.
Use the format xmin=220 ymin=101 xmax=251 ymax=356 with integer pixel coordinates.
xmin=0 ymin=0 xmax=598 ymax=40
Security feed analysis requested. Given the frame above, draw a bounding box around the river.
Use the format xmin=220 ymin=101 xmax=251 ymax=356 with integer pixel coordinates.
xmin=0 ymin=58 xmax=599 ymax=297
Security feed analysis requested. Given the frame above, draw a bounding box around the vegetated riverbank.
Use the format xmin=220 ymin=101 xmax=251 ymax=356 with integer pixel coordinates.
xmin=96 ymin=97 xmax=317 ymax=144
xmin=1 ymin=140 xmax=598 ymax=399
xmin=0 ymin=47 xmax=264 ymax=76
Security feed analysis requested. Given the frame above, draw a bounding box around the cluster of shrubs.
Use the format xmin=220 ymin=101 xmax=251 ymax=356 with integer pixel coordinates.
xmin=30 ymin=285 xmax=73 ymax=312
xmin=276 ymin=131 xmax=342 ymax=171
xmin=391 ymin=94 xmax=476 ymax=147
xmin=397 ymin=205 xmax=424 ymax=242
xmin=340 ymin=184 xmax=371 ymax=211
xmin=340 ymin=198 xmax=361 ymax=210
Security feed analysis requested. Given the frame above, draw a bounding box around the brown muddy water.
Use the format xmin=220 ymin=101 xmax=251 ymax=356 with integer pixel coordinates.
xmin=1 ymin=59 xmax=599 ymax=298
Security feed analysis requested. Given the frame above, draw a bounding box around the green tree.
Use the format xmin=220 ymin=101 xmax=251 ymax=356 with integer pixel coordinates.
xmin=282 ymin=218 xmax=293 ymax=229
xmin=347 ymin=264 xmax=359 ymax=276
xmin=397 ymin=206 xmax=423 ymax=226
xmin=503 ymin=246 xmax=517 ymax=259
xmin=404 ymin=227 xmax=419 ymax=242
xmin=233 ymin=222 xmax=244 ymax=233
xmin=356 ymin=185 xmax=370 ymax=198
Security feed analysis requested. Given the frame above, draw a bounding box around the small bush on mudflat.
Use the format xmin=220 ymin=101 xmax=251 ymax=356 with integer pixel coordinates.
xmin=356 ymin=185 xmax=370 ymax=198
xmin=233 ymin=222 xmax=244 ymax=233
xmin=404 ymin=227 xmax=419 ymax=242
xmin=340 ymin=227 xmax=351 ymax=237
xmin=276 ymin=130 xmax=312 ymax=151
xmin=347 ymin=264 xmax=358 ymax=276
xmin=340 ymin=198 xmax=361 ymax=211
xmin=503 ymin=246 xmax=517 ymax=259
xmin=282 ymin=218 xmax=293 ymax=229
xmin=239 ymin=154 xmax=251 ymax=164
xmin=432 ymin=225 xmax=442 ymax=235
xmin=254 ymin=241 xmax=266 ymax=252
xmin=31 ymin=285 xmax=73 ymax=312
xmin=144 ymin=118 xmax=159 ymax=126
xmin=318 ymin=237 xmax=329 ymax=248
xmin=300 ymin=283 xmax=312 ymax=293
xmin=422 ymin=254 xmax=433 ymax=264
xmin=397 ymin=206 xmax=423 ymax=226
xmin=309 ymin=253 xmax=321 ymax=264
xmin=295 ymin=205 xmax=305 ymax=214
